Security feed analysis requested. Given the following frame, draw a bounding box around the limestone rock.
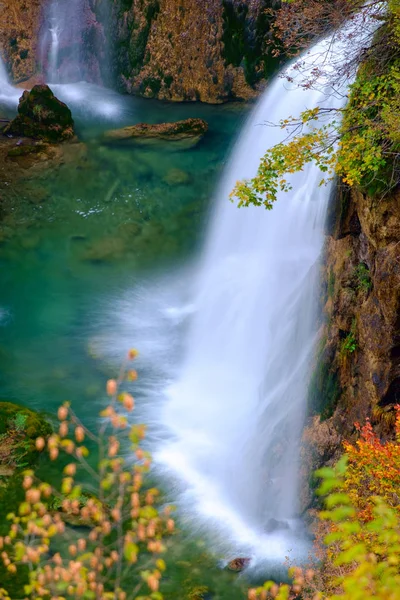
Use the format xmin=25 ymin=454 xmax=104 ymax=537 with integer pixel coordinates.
xmin=3 ymin=85 xmax=75 ymax=143
xmin=102 ymin=0 xmax=278 ymax=103
xmin=299 ymin=185 xmax=400 ymax=514
xmin=104 ymin=118 xmax=208 ymax=146
xmin=0 ymin=0 xmax=42 ymax=82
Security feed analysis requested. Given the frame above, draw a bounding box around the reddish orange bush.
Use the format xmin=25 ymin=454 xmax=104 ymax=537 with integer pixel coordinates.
xmin=343 ymin=405 xmax=400 ymax=522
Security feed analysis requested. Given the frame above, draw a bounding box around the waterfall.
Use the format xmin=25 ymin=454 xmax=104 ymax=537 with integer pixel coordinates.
xmin=37 ymin=0 xmax=120 ymax=119
xmin=40 ymin=0 xmax=87 ymax=83
xmin=155 ymin=14 xmax=379 ymax=565
xmin=0 ymin=56 xmax=21 ymax=107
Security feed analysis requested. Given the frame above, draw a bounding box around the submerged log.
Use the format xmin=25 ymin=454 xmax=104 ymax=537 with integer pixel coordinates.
xmin=103 ymin=118 xmax=208 ymax=148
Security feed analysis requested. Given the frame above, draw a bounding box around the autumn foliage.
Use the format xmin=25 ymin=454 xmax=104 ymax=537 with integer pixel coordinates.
xmin=232 ymin=0 xmax=400 ymax=208
xmin=248 ymin=409 xmax=400 ymax=600
xmin=0 ymin=351 xmax=174 ymax=600
xmin=343 ymin=407 xmax=400 ymax=523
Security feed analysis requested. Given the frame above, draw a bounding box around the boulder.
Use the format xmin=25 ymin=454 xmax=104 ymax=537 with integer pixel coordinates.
xmin=3 ymin=85 xmax=75 ymax=142
xmin=227 ymin=557 xmax=250 ymax=572
xmin=103 ymin=118 xmax=208 ymax=147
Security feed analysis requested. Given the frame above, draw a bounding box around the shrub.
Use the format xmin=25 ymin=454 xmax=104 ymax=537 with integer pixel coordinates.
xmin=231 ymin=1 xmax=400 ymax=208
xmin=0 ymin=350 xmax=174 ymax=600
xmin=248 ymin=410 xmax=400 ymax=599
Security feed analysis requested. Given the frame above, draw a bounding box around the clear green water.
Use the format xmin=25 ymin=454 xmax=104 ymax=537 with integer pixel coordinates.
xmin=0 ymin=90 xmax=251 ymax=598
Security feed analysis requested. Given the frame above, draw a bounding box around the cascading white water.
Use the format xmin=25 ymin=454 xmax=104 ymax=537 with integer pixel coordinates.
xmin=41 ymin=0 xmax=86 ymax=83
xmin=37 ymin=0 xmax=122 ymax=119
xmin=0 ymin=56 xmax=21 ymax=107
xmin=154 ymin=14 xmax=379 ymax=566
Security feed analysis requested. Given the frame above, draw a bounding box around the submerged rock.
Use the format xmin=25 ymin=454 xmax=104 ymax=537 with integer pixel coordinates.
xmin=103 ymin=118 xmax=208 ymax=147
xmin=3 ymin=85 xmax=75 ymax=143
xmin=264 ymin=518 xmax=290 ymax=533
xmin=163 ymin=168 xmax=191 ymax=186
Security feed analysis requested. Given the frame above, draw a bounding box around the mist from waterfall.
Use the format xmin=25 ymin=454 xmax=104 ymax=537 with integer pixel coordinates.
xmin=153 ymin=13 xmax=379 ymax=567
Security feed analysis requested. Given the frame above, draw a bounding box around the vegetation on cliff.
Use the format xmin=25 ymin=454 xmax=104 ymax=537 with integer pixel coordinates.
xmin=232 ymin=0 xmax=400 ymax=208
xmin=107 ymin=0 xmax=280 ymax=102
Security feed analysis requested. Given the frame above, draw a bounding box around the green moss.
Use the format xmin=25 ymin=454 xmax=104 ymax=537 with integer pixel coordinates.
xmin=188 ymin=586 xmax=209 ymax=600
xmin=308 ymin=337 xmax=341 ymax=420
xmin=140 ymin=76 xmax=162 ymax=96
xmin=0 ymin=402 xmax=50 ymax=437
xmin=7 ymin=144 xmax=45 ymax=157
xmin=0 ymin=401 xmax=52 ymax=466
xmin=128 ymin=1 xmax=160 ymax=73
xmin=165 ymin=74 xmax=173 ymax=88
xmin=328 ymin=268 xmax=336 ymax=298
xmin=339 ymin=319 xmax=358 ymax=358
xmin=221 ymin=0 xmax=278 ymax=87
xmin=119 ymin=0 xmax=133 ymax=10
xmin=340 ymin=332 xmax=357 ymax=356
xmin=354 ymin=262 xmax=372 ymax=293
xmin=221 ymin=1 xmax=248 ymax=68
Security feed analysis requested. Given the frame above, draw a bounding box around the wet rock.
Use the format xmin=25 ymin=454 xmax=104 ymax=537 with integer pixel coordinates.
xmin=265 ymin=518 xmax=290 ymax=533
xmin=3 ymin=85 xmax=75 ymax=143
xmin=227 ymin=557 xmax=250 ymax=572
xmin=81 ymin=236 xmax=127 ymax=263
xmin=103 ymin=118 xmax=208 ymax=148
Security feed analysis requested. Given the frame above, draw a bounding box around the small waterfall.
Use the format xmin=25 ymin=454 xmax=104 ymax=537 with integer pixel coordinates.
xmin=155 ymin=15 xmax=378 ymax=565
xmin=37 ymin=0 xmax=119 ymax=119
xmin=0 ymin=55 xmax=21 ymax=107
xmin=41 ymin=0 xmax=87 ymax=83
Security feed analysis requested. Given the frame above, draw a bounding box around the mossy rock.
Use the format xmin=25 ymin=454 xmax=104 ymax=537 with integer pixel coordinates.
xmin=307 ymin=343 xmax=341 ymax=420
xmin=0 ymin=401 xmax=51 ymax=438
xmin=0 ymin=401 xmax=52 ymax=470
xmin=3 ymin=85 xmax=75 ymax=143
xmin=7 ymin=143 xmax=47 ymax=157
xmin=188 ymin=586 xmax=209 ymax=600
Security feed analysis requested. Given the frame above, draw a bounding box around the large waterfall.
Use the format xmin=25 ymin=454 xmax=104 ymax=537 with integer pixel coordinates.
xmin=154 ymin=16 xmax=378 ymax=566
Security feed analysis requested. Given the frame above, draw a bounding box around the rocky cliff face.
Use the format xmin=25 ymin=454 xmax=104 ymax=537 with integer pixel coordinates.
xmin=0 ymin=0 xmax=43 ymax=83
xmin=107 ymin=0 xmax=279 ymax=102
xmin=0 ymin=0 xmax=278 ymax=102
xmin=300 ymin=184 xmax=400 ymax=511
